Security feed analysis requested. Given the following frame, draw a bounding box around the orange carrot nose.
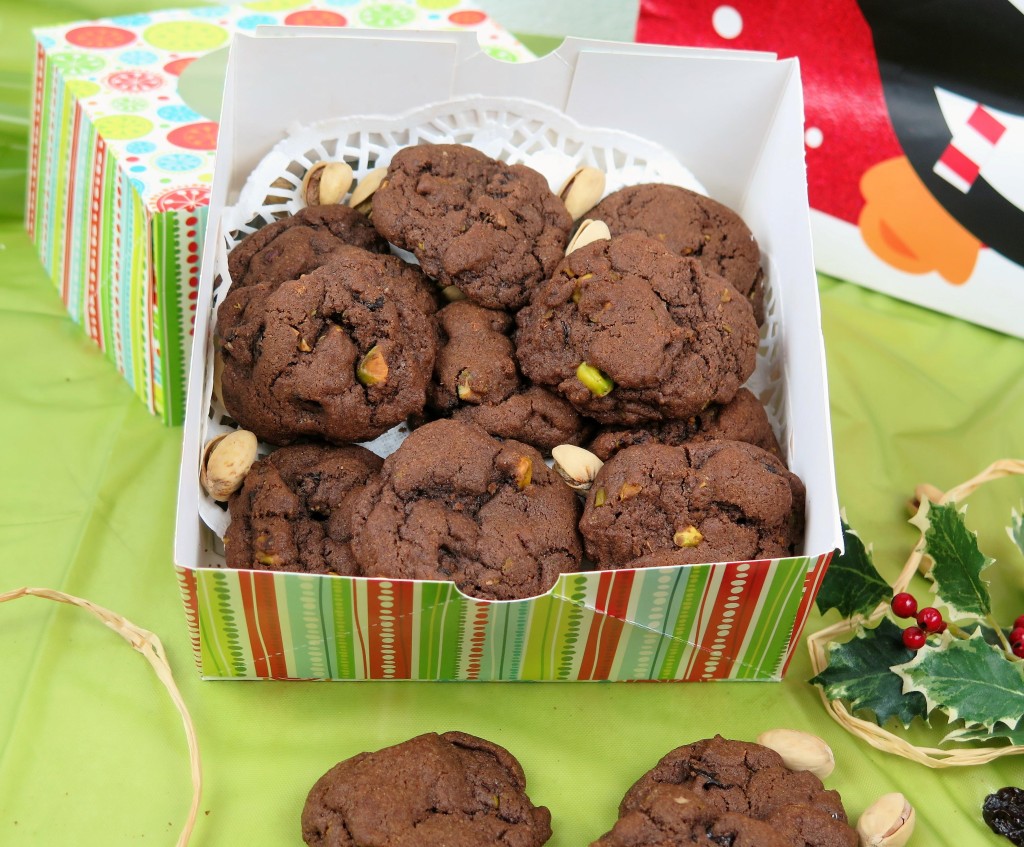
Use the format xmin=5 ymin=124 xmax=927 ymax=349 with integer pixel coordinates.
xmin=858 ymin=156 xmax=981 ymax=285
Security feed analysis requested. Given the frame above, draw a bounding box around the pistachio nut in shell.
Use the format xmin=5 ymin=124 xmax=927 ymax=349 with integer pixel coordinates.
xmin=565 ymin=219 xmax=612 ymax=255
xmin=856 ymin=793 xmax=915 ymax=847
xmin=201 ymin=429 xmax=258 ymax=501
xmin=557 ymin=166 xmax=606 ymax=220
xmin=301 ymin=160 xmax=354 ymax=207
xmin=348 ymin=167 xmax=388 ymax=216
xmin=551 ymin=444 xmax=603 ymax=491
xmin=755 ymin=728 xmax=835 ymax=780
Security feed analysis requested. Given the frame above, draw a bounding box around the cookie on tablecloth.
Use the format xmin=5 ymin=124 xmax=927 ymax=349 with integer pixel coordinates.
xmin=429 ymin=300 xmax=589 ymax=453
xmin=349 ymin=419 xmax=582 ymax=600
xmin=372 ymin=144 xmax=573 ymax=310
xmin=227 ymin=204 xmax=388 ymax=291
xmin=225 ymin=443 xmax=382 ymax=575
xmin=217 ymin=247 xmax=438 ymax=444
xmin=579 ymin=440 xmax=804 ymax=569
xmin=303 ymin=731 xmax=552 ymax=847
xmin=587 ymin=388 xmax=781 ymax=461
xmin=592 ymin=735 xmax=857 ymax=847
xmin=516 ymin=232 xmax=758 ymax=426
xmin=587 ymin=183 xmax=765 ymax=322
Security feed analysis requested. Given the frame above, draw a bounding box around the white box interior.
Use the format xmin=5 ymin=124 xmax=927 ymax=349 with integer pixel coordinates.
xmin=175 ymin=31 xmax=841 ymax=572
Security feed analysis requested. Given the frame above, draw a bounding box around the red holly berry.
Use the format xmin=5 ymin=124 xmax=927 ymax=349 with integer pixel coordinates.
xmin=937 ymin=620 xmax=948 ymax=633
xmin=1011 ymin=626 xmax=1024 ymax=645
xmin=1013 ymin=642 xmax=1024 ymax=659
xmin=902 ymin=626 xmax=927 ymax=650
xmin=1015 ymin=615 xmax=1024 ymax=630
xmin=891 ymin=592 xmax=918 ymax=619
xmin=916 ymin=607 xmax=944 ymax=633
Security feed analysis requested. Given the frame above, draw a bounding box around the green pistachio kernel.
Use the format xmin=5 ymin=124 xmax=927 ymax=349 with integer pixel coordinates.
xmin=673 ymin=526 xmax=704 ymax=548
xmin=576 ymin=361 xmax=614 ymax=397
xmin=356 ymin=345 xmax=388 ymax=386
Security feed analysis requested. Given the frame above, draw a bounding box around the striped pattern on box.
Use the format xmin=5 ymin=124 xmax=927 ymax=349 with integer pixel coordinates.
xmin=175 ymin=553 xmax=832 ymax=682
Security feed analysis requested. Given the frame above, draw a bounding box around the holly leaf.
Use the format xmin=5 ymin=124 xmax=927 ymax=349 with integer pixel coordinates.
xmin=910 ymin=500 xmax=994 ymax=620
xmin=815 ymin=518 xmax=891 ymax=619
xmin=809 ymin=618 xmax=928 ymax=728
xmin=892 ymin=631 xmax=1024 ymax=731
xmin=943 ymin=720 xmax=1024 ymax=746
xmin=1010 ymin=505 xmax=1024 ymax=561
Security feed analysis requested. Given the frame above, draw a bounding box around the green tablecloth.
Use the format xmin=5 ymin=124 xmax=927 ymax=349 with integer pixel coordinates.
xmin=3 ymin=4 xmax=1024 ymax=845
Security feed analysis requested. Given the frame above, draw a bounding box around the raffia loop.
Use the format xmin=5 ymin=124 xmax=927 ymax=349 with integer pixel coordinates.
xmin=807 ymin=459 xmax=1024 ymax=768
xmin=0 ymin=587 xmax=202 ymax=846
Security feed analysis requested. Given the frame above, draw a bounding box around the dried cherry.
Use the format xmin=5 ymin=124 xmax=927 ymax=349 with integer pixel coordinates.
xmin=984 ymin=787 xmax=1024 ymax=845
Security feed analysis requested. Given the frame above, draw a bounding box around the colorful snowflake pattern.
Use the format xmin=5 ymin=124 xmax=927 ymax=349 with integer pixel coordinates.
xmin=35 ymin=1 xmax=532 ymax=208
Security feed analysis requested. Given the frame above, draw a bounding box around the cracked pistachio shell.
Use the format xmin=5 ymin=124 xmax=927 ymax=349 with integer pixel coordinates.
xmin=565 ymin=219 xmax=611 ymax=255
xmin=856 ymin=793 xmax=915 ymax=847
xmin=301 ymin=160 xmax=354 ymax=206
xmin=551 ymin=444 xmax=603 ymax=490
xmin=201 ymin=430 xmax=258 ymax=501
xmin=348 ymin=167 xmax=388 ymax=216
xmin=756 ymin=729 xmax=835 ymax=780
xmin=557 ymin=166 xmax=606 ymax=220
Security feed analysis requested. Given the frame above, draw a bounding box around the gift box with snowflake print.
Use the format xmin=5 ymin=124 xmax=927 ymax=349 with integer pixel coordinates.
xmin=27 ymin=2 xmax=531 ymax=423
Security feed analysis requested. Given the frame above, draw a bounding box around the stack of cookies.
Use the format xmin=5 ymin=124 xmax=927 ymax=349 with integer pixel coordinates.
xmin=207 ymin=143 xmax=805 ymax=600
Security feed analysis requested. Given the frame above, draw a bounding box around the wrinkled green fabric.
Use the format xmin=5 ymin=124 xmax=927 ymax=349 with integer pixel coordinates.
xmin=2 ymin=5 xmax=1024 ymax=846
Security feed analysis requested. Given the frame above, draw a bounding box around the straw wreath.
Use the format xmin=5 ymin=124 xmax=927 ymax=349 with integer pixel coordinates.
xmin=807 ymin=458 xmax=1024 ymax=767
xmin=0 ymin=587 xmax=201 ymax=845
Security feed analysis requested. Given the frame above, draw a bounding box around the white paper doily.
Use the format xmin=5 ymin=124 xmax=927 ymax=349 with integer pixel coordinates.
xmin=198 ymin=96 xmax=784 ymax=547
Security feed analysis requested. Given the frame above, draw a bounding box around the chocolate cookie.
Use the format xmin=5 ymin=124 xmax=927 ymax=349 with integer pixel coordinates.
xmin=588 ymin=184 xmax=765 ymax=322
xmin=430 ymin=300 xmax=590 ymax=452
xmin=227 ymin=204 xmax=388 ymax=291
xmin=430 ymin=300 xmax=520 ymax=410
xmin=217 ymin=247 xmax=438 ymax=445
xmin=579 ymin=440 xmax=805 ymax=569
xmin=302 ymin=731 xmax=552 ymax=847
xmin=452 ymin=386 xmax=590 ymax=454
xmin=225 ymin=443 xmax=382 ymax=575
xmin=592 ymin=736 xmax=857 ymax=847
xmin=516 ymin=232 xmax=758 ymax=426
xmin=372 ymin=144 xmax=573 ymax=310
xmin=587 ymin=388 xmax=781 ymax=462
xmin=350 ymin=419 xmax=582 ymax=600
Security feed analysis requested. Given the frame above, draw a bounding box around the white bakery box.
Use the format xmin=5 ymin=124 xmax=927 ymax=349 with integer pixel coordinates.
xmin=173 ymin=28 xmax=841 ymax=682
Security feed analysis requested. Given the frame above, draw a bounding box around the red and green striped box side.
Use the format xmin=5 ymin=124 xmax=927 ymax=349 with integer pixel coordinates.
xmin=26 ymin=39 xmax=194 ymax=426
xmin=177 ymin=554 xmax=830 ymax=682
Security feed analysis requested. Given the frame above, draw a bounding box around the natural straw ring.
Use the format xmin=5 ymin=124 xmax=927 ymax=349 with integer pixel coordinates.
xmin=807 ymin=458 xmax=1024 ymax=768
xmin=0 ymin=587 xmax=201 ymax=845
